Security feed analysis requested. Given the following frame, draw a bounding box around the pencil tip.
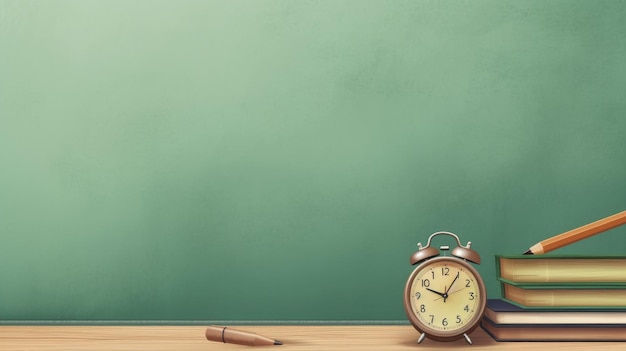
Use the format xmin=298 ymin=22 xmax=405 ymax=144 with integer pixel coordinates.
xmin=274 ymin=340 xmax=283 ymax=345
xmin=523 ymin=250 xmax=533 ymax=255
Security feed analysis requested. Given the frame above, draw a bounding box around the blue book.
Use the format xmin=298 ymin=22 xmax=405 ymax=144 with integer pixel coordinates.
xmin=482 ymin=299 xmax=626 ymax=341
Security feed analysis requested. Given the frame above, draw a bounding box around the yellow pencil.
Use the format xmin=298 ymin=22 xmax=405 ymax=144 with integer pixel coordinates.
xmin=524 ymin=210 xmax=626 ymax=255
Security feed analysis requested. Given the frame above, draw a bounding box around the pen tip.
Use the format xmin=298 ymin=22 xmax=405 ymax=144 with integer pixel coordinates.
xmin=523 ymin=250 xmax=533 ymax=255
xmin=274 ymin=340 xmax=283 ymax=345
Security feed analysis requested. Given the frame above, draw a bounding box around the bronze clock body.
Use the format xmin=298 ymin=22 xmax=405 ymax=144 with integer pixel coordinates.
xmin=403 ymin=232 xmax=487 ymax=344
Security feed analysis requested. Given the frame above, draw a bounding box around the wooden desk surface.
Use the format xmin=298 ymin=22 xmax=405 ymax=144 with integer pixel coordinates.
xmin=0 ymin=325 xmax=624 ymax=350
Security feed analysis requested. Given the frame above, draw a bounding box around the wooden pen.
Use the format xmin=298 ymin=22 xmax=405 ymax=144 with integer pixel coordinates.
xmin=206 ymin=325 xmax=283 ymax=346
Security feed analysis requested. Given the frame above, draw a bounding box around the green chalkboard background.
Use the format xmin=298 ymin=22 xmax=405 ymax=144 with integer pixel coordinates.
xmin=1 ymin=0 xmax=626 ymax=323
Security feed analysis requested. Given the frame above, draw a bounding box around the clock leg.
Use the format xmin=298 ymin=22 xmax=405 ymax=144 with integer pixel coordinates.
xmin=463 ymin=333 xmax=472 ymax=345
xmin=417 ymin=333 xmax=426 ymax=344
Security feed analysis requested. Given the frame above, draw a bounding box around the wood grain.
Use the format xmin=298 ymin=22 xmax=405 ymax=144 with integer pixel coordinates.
xmin=0 ymin=325 xmax=624 ymax=350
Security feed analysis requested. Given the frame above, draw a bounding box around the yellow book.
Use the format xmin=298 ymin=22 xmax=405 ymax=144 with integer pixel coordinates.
xmin=496 ymin=255 xmax=626 ymax=283
xmin=501 ymin=281 xmax=626 ymax=308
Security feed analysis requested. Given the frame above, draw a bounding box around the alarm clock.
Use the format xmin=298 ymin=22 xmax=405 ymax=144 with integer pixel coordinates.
xmin=403 ymin=231 xmax=487 ymax=344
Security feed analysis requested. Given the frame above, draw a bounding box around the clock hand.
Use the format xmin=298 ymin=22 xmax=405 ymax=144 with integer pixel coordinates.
xmin=442 ymin=272 xmax=460 ymax=302
xmin=447 ymin=286 xmax=467 ymax=296
xmin=445 ymin=272 xmax=460 ymax=295
xmin=425 ymin=287 xmax=446 ymax=298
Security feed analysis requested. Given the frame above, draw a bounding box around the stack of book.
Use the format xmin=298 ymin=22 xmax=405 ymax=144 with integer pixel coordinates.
xmin=482 ymin=255 xmax=626 ymax=341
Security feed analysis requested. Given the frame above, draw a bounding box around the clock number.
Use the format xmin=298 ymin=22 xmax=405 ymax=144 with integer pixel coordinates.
xmin=429 ymin=315 xmax=434 ymax=323
xmin=464 ymin=305 xmax=469 ymax=312
xmin=469 ymin=292 xmax=475 ymax=300
xmin=415 ymin=292 xmax=421 ymax=300
xmin=431 ymin=271 xmax=435 ymax=279
xmin=442 ymin=318 xmax=448 ymax=326
xmin=456 ymin=315 xmax=462 ymax=323
xmin=465 ymin=279 xmax=471 ymax=287
xmin=441 ymin=267 xmax=449 ymax=276
xmin=421 ymin=279 xmax=430 ymax=287
xmin=420 ymin=304 xmax=426 ymax=313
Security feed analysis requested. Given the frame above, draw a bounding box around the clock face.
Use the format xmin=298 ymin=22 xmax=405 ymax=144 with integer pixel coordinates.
xmin=404 ymin=257 xmax=486 ymax=339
